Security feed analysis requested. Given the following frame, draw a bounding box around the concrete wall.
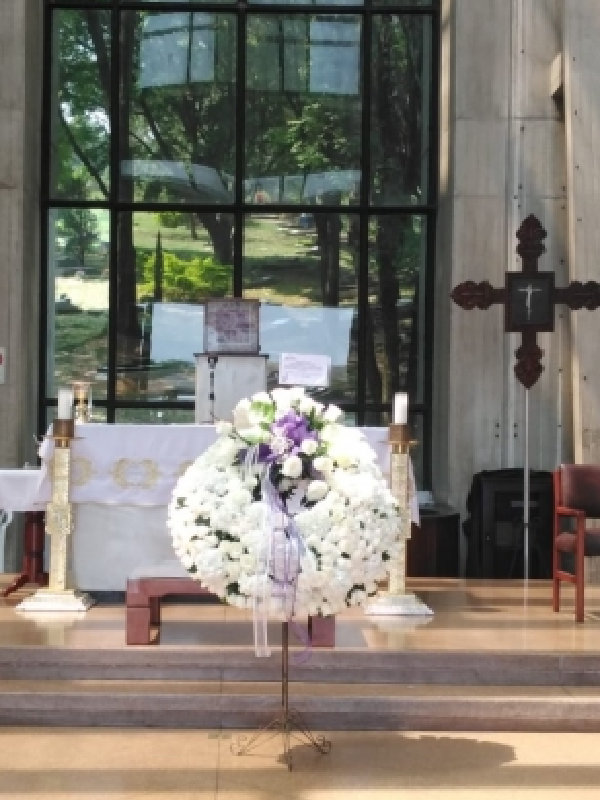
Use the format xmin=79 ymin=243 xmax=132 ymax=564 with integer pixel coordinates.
xmin=435 ymin=0 xmax=567 ymax=564
xmin=564 ymin=1 xmax=600 ymax=465
xmin=0 ymin=1 xmax=43 ymax=568
xmin=0 ymin=0 xmax=42 ymax=471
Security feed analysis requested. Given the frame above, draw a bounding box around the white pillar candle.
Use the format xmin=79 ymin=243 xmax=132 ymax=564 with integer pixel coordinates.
xmin=393 ymin=392 xmax=408 ymax=424
xmin=57 ymin=388 xmax=74 ymax=420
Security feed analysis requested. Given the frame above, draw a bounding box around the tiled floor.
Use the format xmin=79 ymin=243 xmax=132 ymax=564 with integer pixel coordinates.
xmin=1 ymin=577 xmax=600 ymax=653
xmin=0 ymin=727 xmax=600 ymax=799
xmin=1 ymin=578 xmax=600 ymax=798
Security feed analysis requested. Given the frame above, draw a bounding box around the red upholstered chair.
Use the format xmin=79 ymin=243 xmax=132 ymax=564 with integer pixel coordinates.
xmin=553 ymin=465 xmax=600 ymax=622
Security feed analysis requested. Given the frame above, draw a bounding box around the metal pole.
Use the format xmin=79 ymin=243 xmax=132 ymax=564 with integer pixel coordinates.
xmin=523 ymin=387 xmax=530 ymax=581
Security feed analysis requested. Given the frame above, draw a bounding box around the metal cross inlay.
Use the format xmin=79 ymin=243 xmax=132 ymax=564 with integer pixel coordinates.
xmin=451 ymin=214 xmax=600 ymax=389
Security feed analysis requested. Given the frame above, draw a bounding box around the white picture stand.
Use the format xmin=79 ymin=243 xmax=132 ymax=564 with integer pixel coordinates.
xmin=194 ymin=354 xmax=268 ymax=423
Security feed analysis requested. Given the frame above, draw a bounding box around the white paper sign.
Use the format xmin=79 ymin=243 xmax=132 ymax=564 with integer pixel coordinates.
xmin=278 ymin=353 xmax=331 ymax=387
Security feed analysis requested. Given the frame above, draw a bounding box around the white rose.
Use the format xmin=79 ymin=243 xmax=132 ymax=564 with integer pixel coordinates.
xmin=252 ymin=391 xmax=272 ymax=405
xmin=298 ymin=396 xmax=315 ymax=414
xmin=233 ymin=408 xmax=251 ymax=429
xmin=299 ymin=438 xmax=318 ymax=456
xmin=323 ymin=404 xmax=343 ymax=422
xmin=271 ymin=388 xmax=292 ymax=411
xmin=215 ymin=420 xmax=233 ymax=436
xmin=305 ymin=480 xmax=329 ymax=503
xmin=320 ymin=425 xmax=337 ymax=442
xmin=281 ymin=455 xmax=303 ymax=479
xmin=313 ymin=456 xmax=332 ymax=474
xmin=248 ymin=410 xmax=264 ymax=425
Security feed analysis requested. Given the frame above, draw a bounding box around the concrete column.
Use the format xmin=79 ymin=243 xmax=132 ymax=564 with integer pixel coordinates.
xmin=0 ymin=0 xmax=43 ymax=470
xmin=0 ymin=1 xmax=43 ymax=570
xmin=563 ymin=0 xmax=600 ymax=464
xmin=435 ymin=0 xmax=565 ymax=566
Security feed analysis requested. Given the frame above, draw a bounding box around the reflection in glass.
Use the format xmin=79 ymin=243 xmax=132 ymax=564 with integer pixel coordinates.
xmin=370 ymin=15 xmax=432 ymax=205
xmin=50 ymin=9 xmax=111 ymax=200
xmin=366 ymin=215 xmax=427 ymax=405
xmin=115 ymin=211 xmax=233 ymax=402
xmin=245 ymin=15 xmax=362 ymax=206
xmin=47 ymin=209 xmax=110 ymax=402
xmin=120 ymin=11 xmax=236 ymax=204
xmin=242 ymin=213 xmax=358 ymax=406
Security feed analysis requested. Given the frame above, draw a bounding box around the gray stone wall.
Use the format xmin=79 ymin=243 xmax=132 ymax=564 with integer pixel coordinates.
xmin=0 ymin=1 xmax=43 ymax=568
xmin=0 ymin=0 xmax=42 ymax=471
xmin=435 ymin=0 xmax=567 ymax=568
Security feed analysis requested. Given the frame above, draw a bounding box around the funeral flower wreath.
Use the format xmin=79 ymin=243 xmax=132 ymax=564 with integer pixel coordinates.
xmin=168 ymin=387 xmax=402 ymax=618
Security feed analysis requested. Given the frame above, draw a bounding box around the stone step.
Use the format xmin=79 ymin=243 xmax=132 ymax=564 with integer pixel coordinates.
xmin=0 ymin=679 xmax=599 ymax=731
xmin=0 ymin=646 xmax=599 ymax=686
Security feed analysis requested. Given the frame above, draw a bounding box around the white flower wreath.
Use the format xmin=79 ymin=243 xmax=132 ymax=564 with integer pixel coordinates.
xmin=167 ymin=387 xmax=402 ymax=618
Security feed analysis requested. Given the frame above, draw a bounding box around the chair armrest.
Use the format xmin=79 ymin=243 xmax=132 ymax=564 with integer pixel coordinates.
xmin=557 ymin=506 xmax=586 ymax=519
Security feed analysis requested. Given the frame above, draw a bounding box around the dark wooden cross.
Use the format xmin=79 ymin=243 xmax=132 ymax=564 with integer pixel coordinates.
xmin=451 ymin=214 xmax=600 ymax=388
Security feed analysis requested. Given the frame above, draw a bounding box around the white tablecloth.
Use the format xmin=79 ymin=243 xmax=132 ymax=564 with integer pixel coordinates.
xmin=37 ymin=424 xmax=219 ymax=505
xmin=0 ymin=469 xmax=48 ymax=512
xmin=0 ymin=424 xmax=411 ymax=590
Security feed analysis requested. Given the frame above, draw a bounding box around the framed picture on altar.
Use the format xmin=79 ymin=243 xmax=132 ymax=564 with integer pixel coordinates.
xmin=505 ymin=272 xmax=555 ymax=333
xmin=204 ymin=299 xmax=260 ymax=354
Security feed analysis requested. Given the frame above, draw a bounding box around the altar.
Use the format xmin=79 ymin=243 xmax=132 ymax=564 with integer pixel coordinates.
xmin=3 ymin=424 xmax=393 ymax=592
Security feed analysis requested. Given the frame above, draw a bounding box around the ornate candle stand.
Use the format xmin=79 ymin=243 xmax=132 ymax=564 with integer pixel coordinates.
xmin=365 ymin=423 xmax=432 ymax=617
xmin=17 ymin=419 xmax=94 ymax=612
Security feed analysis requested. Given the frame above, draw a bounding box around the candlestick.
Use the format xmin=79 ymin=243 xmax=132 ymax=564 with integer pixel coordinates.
xmin=393 ymin=392 xmax=408 ymax=424
xmin=57 ymin=388 xmax=74 ymax=420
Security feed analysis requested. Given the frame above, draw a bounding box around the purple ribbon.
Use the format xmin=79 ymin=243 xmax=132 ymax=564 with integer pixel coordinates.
xmin=253 ymin=471 xmax=312 ymax=662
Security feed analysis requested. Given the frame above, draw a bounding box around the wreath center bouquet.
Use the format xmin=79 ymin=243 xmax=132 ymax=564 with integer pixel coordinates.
xmin=168 ymin=387 xmax=402 ymax=628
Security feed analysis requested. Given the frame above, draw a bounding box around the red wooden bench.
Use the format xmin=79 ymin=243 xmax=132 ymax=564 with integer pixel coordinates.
xmin=125 ymin=562 xmax=335 ymax=646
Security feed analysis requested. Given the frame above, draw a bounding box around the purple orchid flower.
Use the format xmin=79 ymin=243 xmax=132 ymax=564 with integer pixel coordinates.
xmin=271 ymin=411 xmax=317 ymax=452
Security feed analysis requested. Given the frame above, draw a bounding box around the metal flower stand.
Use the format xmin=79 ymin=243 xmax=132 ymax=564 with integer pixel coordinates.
xmin=232 ymin=621 xmax=331 ymax=770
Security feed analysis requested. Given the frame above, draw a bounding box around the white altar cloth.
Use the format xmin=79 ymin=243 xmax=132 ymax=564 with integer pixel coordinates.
xmin=38 ymin=424 xmax=219 ymax=505
xmin=0 ymin=469 xmax=47 ymax=512
xmin=0 ymin=424 xmax=406 ymax=591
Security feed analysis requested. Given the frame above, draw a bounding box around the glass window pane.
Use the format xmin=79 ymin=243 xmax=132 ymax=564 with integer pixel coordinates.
xmin=242 ymin=212 xmax=358 ymax=407
xmin=115 ymin=409 xmax=196 ymax=424
xmin=245 ymin=14 xmax=362 ymax=206
xmin=250 ymin=0 xmax=363 ymax=5
xmin=50 ymin=9 xmax=111 ymax=200
xmin=366 ymin=214 xmax=428 ymax=405
xmin=120 ymin=11 xmax=236 ymax=204
xmin=47 ymin=208 xmax=110 ymax=403
xmin=370 ymin=15 xmax=432 ymax=205
xmin=115 ymin=210 xmax=233 ymax=402
xmin=46 ymin=407 xmax=107 ymax=434
xmin=373 ymin=0 xmax=434 ymax=6
xmin=140 ymin=0 xmax=236 ymax=5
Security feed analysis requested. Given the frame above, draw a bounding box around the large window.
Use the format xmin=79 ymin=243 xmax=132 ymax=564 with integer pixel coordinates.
xmin=42 ymin=0 xmax=438 ymax=485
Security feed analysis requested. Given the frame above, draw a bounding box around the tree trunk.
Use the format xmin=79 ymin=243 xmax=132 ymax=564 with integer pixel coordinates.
xmin=197 ymin=212 xmax=233 ymax=265
xmin=315 ymin=211 xmax=341 ymax=307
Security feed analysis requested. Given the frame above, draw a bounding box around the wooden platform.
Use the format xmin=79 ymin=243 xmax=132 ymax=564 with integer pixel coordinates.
xmin=3 ymin=578 xmax=600 ymax=732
